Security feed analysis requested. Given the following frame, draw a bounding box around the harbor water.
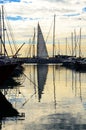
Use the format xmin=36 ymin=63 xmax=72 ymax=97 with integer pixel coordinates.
xmin=0 ymin=64 xmax=86 ymax=130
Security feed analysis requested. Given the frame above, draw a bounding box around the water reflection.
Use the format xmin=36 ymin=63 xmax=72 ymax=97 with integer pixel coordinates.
xmin=37 ymin=65 xmax=48 ymax=102
xmin=32 ymin=113 xmax=86 ymax=130
xmin=28 ymin=64 xmax=86 ymax=107
xmin=28 ymin=64 xmax=86 ymax=130
xmin=0 ymin=65 xmax=25 ymax=130
xmin=1 ymin=64 xmax=86 ymax=130
xmin=55 ymin=65 xmax=83 ymax=101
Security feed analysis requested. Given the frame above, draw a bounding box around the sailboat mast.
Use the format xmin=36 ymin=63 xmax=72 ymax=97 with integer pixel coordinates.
xmin=74 ymin=29 xmax=77 ymax=57
xmin=37 ymin=23 xmax=39 ymax=58
xmin=65 ymin=37 xmax=67 ymax=55
xmin=2 ymin=5 xmax=5 ymax=56
xmin=0 ymin=9 xmax=2 ymax=54
xmin=79 ymin=28 xmax=81 ymax=58
xmin=53 ymin=14 xmax=56 ymax=57
xmin=71 ymin=32 xmax=73 ymax=56
xmin=33 ymin=27 xmax=35 ymax=57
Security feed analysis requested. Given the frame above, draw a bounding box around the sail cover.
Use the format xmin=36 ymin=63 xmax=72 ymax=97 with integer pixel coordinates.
xmin=37 ymin=23 xmax=48 ymax=58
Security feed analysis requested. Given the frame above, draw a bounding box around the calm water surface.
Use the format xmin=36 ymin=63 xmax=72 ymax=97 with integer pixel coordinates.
xmin=1 ymin=64 xmax=86 ymax=130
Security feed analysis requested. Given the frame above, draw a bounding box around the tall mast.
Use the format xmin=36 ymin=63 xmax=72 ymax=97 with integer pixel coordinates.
xmin=33 ymin=27 xmax=35 ymax=57
xmin=53 ymin=14 xmax=56 ymax=57
xmin=0 ymin=8 xmax=2 ymax=54
xmin=65 ymin=37 xmax=67 ymax=55
xmin=74 ymin=29 xmax=77 ymax=57
xmin=79 ymin=28 xmax=81 ymax=57
xmin=71 ymin=32 xmax=73 ymax=56
xmin=2 ymin=5 xmax=5 ymax=56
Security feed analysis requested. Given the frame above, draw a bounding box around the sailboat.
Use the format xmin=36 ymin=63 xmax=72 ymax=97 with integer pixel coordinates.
xmin=25 ymin=18 xmax=63 ymax=64
xmin=37 ymin=23 xmax=48 ymax=59
xmin=25 ymin=19 xmax=63 ymax=64
xmin=25 ymin=23 xmax=49 ymax=64
xmin=37 ymin=22 xmax=64 ymax=64
xmin=36 ymin=22 xmax=59 ymax=64
xmin=36 ymin=23 xmax=54 ymax=64
xmin=0 ymin=6 xmax=19 ymax=85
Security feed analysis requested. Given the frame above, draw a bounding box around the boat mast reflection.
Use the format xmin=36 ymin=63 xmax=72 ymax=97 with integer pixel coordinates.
xmin=33 ymin=65 xmax=36 ymax=96
xmin=53 ymin=65 xmax=56 ymax=110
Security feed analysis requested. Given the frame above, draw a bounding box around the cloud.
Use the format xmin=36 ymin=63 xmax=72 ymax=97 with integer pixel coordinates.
xmin=21 ymin=0 xmax=32 ymax=3
xmin=0 ymin=0 xmax=85 ymax=43
xmin=47 ymin=0 xmax=66 ymax=3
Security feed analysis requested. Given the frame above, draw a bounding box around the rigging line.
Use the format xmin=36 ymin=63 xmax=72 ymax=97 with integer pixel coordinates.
xmin=65 ymin=37 xmax=72 ymax=55
xmin=27 ymin=44 xmax=31 ymax=57
xmin=45 ymin=20 xmax=53 ymax=44
xmin=72 ymin=39 xmax=79 ymax=57
xmin=21 ymin=92 xmax=36 ymax=108
xmin=14 ymin=64 xmax=38 ymax=88
xmin=4 ymin=9 xmax=16 ymax=44
xmin=67 ymin=41 xmax=72 ymax=55
xmin=4 ymin=7 xmax=17 ymax=52
xmin=13 ymin=42 xmax=25 ymax=57
xmin=57 ymin=40 xmax=64 ymax=55
xmin=17 ymin=65 xmax=39 ymax=107
xmin=5 ymin=19 xmax=17 ymax=52
xmin=1 ymin=38 xmax=8 ymax=56
xmin=5 ymin=30 xmax=14 ymax=55
xmin=26 ymin=39 xmax=32 ymax=57
xmin=23 ymin=72 xmax=37 ymax=87
xmin=19 ymin=75 xmax=26 ymax=85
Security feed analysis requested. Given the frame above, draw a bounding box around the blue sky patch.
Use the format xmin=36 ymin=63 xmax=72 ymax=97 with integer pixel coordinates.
xmin=0 ymin=0 xmax=21 ymax=4
xmin=7 ymin=16 xmax=26 ymax=21
xmin=82 ymin=7 xmax=86 ymax=12
xmin=64 ymin=13 xmax=80 ymax=17
xmin=9 ymin=0 xmax=21 ymax=2
xmin=0 ymin=1 xmax=3 ymax=4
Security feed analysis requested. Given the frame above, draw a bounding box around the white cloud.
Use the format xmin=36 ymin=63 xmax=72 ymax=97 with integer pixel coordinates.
xmin=1 ymin=0 xmax=86 ymax=43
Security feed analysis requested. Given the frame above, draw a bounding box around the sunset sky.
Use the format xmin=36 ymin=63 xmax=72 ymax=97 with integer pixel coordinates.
xmin=0 ymin=0 xmax=86 ymax=44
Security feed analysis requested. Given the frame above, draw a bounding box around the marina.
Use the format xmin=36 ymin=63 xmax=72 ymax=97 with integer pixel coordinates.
xmin=0 ymin=1 xmax=86 ymax=130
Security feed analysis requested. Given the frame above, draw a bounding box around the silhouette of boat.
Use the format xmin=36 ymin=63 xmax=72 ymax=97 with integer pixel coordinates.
xmin=74 ymin=58 xmax=86 ymax=71
xmin=0 ymin=91 xmax=19 ymax=118
xmin=0 ymin=6 xmax=22 ymax=85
